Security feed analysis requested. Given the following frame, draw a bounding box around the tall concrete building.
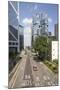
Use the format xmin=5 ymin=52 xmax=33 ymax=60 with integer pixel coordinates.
xmin=54 ymin=24 xmax=58 ymax=40
xmin=32 ymin=12 xmax=48 ymax=42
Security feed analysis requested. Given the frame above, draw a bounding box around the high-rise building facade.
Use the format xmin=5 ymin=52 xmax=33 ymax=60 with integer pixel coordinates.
xmin=48 ymin=32 xmax=51 ymax=37
xmin=8 ymin=1 xmax=19 ymax=53
xmin=8 ymin=1 xmax=24 ymax=53
xmin=32 ymin=12 xmax=48 ymax=42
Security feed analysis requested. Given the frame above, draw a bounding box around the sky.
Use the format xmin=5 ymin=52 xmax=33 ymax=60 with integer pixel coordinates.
xmin=19 ymin=2 xmax=58 ymax=48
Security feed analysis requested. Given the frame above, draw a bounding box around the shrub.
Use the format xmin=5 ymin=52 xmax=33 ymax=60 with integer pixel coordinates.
xmin=48 ymin=62 xmax=52 ymax=67
xmin=44 ymin=60 xmax=51 ymax=65
xmin=51 ymin=64 xmax=56 ymax=69
xmin=43 ymin=60 xmax=58 ymax=73
xmin=53 ymin=59 xmax=58 ymax=64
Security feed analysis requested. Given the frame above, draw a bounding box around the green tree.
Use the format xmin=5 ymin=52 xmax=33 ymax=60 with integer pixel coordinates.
xmin=33 ymin=36 xmax=48 ymax=60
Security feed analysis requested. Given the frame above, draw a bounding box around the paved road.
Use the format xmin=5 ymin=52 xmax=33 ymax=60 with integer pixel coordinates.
xmin=23 ymin=54 xmax=34 ymax=87
xmin=30 ymin=55 xmax=58 ymax=87
xmin=9 ymin=54 xmax=27 ymax=88
xmin=9 ymin=50 xmax=58 ymax=88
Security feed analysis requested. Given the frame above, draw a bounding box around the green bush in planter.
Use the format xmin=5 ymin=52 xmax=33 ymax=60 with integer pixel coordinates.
xmin=44 ymin=60 xmax=49 ymax=64
xmin=53 ymin=59 xmax=58 ymax=64
xmin=52 ymin=64 xmax=56 ymax=69
xmin=48 ymin=62 xmax=52 ymax=67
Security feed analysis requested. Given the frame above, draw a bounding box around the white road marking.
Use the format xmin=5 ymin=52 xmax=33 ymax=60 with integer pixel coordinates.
xmin=25 ymin=75 xmax=31 ymax=79
xmin=36 ymin=76 xmax=40 ymax=81
xmin=28 ymin=75 xmax=31 ymax=79
xmin=47 ymin=76 xmax=50 ymax=80
xmin=25 ymin=75 xmax=28 ymax=79
xmin=43 ymin=76 xmax=47 ymax=80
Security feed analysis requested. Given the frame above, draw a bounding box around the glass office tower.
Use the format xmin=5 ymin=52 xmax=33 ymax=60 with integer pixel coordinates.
xmin=8 ymin=1 xmax=24 ymax=53
xmin=8 ymin=1 xmax=19 ymax=53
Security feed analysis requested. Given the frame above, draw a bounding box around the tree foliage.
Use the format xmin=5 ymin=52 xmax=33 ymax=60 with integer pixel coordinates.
xmin=33 ymin=36 xmax=48 ymax=60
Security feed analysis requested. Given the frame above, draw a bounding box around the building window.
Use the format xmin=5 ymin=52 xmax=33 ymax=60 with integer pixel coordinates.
xmin=13 ymin=42 xmax=15 ymax=45
xmin=16 ymin=43 xmax=18 ymax=45
xmin=39 ymin=25 xmax=40 ymax=28
xmin=9 ymin=42 xmax=11 ymax=45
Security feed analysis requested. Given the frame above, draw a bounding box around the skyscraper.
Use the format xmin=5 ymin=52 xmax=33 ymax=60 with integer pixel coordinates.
xmin=32 ymin=12 xmax=48 ymax=42
xmin=48 ymin=32 xmax=52 ymax=37
xmin=8 ymin=1 xmax=24 ymax=53
xmin=8 ymin=1 xmax=19 ymax=53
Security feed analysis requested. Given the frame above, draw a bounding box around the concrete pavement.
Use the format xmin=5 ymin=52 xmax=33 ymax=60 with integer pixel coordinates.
xmin=23 ymin=54 xmax=34 ymax=87
xmin=9 ymin=52 xmax=27 ymax=88
xmin=9 ymin=50 xmax=58 ymax=88
xmin=30 ymin=52 xmax=58 ymax=87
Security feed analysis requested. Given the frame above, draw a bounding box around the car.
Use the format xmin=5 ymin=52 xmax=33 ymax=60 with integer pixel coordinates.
xmin=33 ymin=65 xmax=38 ymax=71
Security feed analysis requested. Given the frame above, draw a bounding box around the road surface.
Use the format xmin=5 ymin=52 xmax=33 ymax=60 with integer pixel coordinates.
xmin=9 ymin=50 xmax=58 ymax=88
